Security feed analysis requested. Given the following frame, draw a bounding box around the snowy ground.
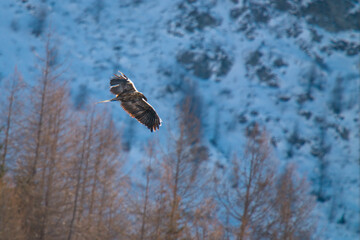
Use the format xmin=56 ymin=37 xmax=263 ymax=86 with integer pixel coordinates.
xmin=0 ymin=0 xmax=359 ymax=239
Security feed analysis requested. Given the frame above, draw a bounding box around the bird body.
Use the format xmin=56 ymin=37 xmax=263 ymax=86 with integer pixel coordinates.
xmin=99 ymin=72 xmax=162 ymax=132
xmin=115 ymin=91 xmax=146 ymax=102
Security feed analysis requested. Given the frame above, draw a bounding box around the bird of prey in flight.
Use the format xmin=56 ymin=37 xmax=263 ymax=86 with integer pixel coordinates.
xmin=98 ymin=72 xmax=162 ymax=132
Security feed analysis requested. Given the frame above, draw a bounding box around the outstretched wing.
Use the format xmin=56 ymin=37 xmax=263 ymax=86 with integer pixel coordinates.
xmin=110 ymin=72 xmax=137 ymax=95
xmin=121 ymin=99 xmax=162 ymax=132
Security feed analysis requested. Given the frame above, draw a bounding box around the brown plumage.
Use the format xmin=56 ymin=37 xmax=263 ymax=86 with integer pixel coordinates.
xmin=99 ymin=72 xmax=162 ymax=132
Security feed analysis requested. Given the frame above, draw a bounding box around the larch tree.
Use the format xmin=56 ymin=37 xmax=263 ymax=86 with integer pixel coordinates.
xmin=269 ymin=164 xmax=316 ymax=240
xmin=215 ymin=124 xmax=277 ymax=240
xmin=0 ymin=67 xmax=25 ymax=176
xmin=127 ymin=142 xmax=158 ymax=240
xmin=0 ymin=175 xmax=26 ymax=240
xmin=0 ymin=30 xmax=129 ymax=240
xmin=66 ymin=107 xmax=129 ymax=240
xmin=215 ymin=124 xmax=316 ymax=240
xmin=154 ymin=94 xmax=217 ymax=240
xmin=13 ymin=32 xmax=75 ymax=240
xmin=9 ymin=31 xmax=129 ymax=240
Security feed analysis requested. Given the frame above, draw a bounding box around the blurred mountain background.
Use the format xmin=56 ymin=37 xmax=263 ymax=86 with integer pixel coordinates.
xmin=0 ymin=0 xmax=359 ymax=239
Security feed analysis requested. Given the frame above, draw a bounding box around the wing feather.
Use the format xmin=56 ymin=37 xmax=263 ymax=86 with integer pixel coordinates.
xmin=121 ymin=99 xmax=162 ymax=132
xmin=109 ymin=74 xmax=137 ymax=95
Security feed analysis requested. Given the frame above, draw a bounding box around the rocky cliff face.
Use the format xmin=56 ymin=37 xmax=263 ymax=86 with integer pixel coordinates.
xmin=0 ymin=0 xmax=359 ymax=239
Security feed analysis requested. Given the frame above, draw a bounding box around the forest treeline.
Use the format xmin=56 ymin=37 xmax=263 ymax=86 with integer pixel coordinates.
xmin=0 ymin=36 xmax=316 ymax=240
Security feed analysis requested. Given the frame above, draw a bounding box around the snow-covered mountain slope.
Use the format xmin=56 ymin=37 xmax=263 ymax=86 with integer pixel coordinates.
xmin=0 ymin=0 xmax=359 ymax=239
